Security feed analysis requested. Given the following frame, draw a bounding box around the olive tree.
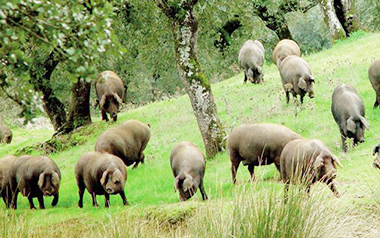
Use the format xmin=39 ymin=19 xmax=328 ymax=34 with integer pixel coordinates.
xmin=154 ymin=0 xmax=225 ymax=157
xmin=317 ymin=0 xmax=360 ymax=41
xmin=0 ymin=0 xmax=121 ymax=134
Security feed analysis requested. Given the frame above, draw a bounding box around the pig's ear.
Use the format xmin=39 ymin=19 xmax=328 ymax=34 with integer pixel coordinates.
xmin=298 ymin=77 xmax=307 ymax=90
xmin=112 ymin=170 xmax=122 ymax=183
xmin=113 ymin=93 xmax=123 ymax=105
xmin=360 ymin=116 xmax=369 ymax=130
xmin=314 ymin=155 xmax=324 ymax=170
xmin=257 ymin=65 xmax=263 ymax=74
xmin=52 ymin=172 xmax=60 ymax=187
xmin=99 ymin=95 xmax=106 ymax=108
xmin=183 ymin=175 xmax=194 ymax=193
xmin=174 ymin=177 xmax=180 ymax=192
xmin=346 ymin=117 xmax=356 ymax=133
xmin=38 ymin=172 xmax=46 ymax=188
xmin=373 ymin=145 xmax=380 ymax=156
xmin=100 ymin=171 xmax=108 ymax=186
xmin=332 ymin=155 xmax=343 ymax=168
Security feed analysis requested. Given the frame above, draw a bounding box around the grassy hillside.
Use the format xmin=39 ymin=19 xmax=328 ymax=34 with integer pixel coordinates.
xmin=1 ymin=31 xmax=380 ymax=237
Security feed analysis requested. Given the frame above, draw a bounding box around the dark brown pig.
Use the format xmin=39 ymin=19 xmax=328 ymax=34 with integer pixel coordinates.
xmin=95 ymin=119 xmax=150 ymax=168
xmin=170 ymin=141 xmax=208 ymax=201
xmin=280 ymin=55 xmax=315 ymax=104
xmin=369 ymin=60 xmax=380 ymax=107
xmin=75 ymin=151 xmax=128 ymax=208
xmin=9 ymin=155 xmax=61 ymax=209
xmin=280 ymin=139 xmax=342 ymax=197
xmin=331 ymin=84 xmax=369 ymax=153
xmin=0 ymin=155 xmax=16 ymax=207
xmin=227 ymin=123 xmax=302 ymax=184
xmin=0 ymin=123 xmax=12 ymax=144
xmin=372 ymin=143 xmax=380 ymax=169
xmin=238 ymin=40 xmax=265 ymax=83
xmin=95 ymin=70 xmax=125 ymax=122
xmin=272 ymin=39 xmax=301 ymax=67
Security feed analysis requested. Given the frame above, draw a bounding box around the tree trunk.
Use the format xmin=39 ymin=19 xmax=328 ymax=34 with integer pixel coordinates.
xmin=30 ymin=50 xmax=92 ymax=135
xmin=253 ymin=2 xmax=294 ymax=40
xmin=334 ymin=0 xmax=360 ymax=35
xmin=55 ymin=78 xmax=92 ymax=135
xmin=155 ymin=0 xmax=225 ymax=157
xmin=30 ymin=50 xmax=67 ymax=131
xmin=318 ymin=0 xmax=347 ymax=41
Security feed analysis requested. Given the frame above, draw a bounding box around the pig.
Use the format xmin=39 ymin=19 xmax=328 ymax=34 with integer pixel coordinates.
xmin=95 ymin=119 xmax=150 ymax=168
xmin=0 ymin=155 xmax=16 ymax=208
xmin=95 ymin=70 xmax=125 ymax=122
xmin=0 ymin=123 xmax=12 ymax=144
xmin=238 ymin=40 xmax=265 ymax=83
xmin=331 ymin=84 xmax=369 ymax=153
xmin=227 ymin=123 xmax=302 ymax=184
xmin=280 ymin=138 xmax=342 ymax=197
xmin=170 ymin=141 xmax=208 ymax=201
xmin=369 ymin=60 xmax=380 ymax=108
xmin=279 ymin=55 xmax=315 ymax=104
xmin=272 ymin=39 xmax=301 ymax=67
xmin=9 ymin=155 xmax=61 ymax=209
xmin=373 ymin=143 xmax=380 ymax=169
xmin=75 ymin=151 xmax=128 ymax=208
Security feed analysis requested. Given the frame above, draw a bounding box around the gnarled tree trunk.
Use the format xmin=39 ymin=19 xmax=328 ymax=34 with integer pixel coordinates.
xmin=318 ymin=0 xmax=346 ymax=40
xmin=29 ymin=50 xmax=92 ymax=135
xmin=334 ymin=0 xmax=360 ymax=35
xmin=30 ymin=50 xmax=67 ymax=131
xmin=155 ymin=0 xmax=225 ymax=157
xmin=318 ymin=0 xmax=360 ymax=41
xmin=56 ymin=78 xmax=92 ymax=135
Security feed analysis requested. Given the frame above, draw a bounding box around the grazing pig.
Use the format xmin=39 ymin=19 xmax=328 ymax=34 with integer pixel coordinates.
xmin=227 ymin=123 xmax=302 ymax=184
xmin=372 ymin=143 xmax=380 ymax=169
xmin=331 ymin=84 xmax=369 ymax=153
xmin=0 ymin=123 xmax=12 ymax=144
xmin=95 ymin=119 xmax=150 ymax=168
xmin=75 ymin=151 xmax=128 ymax=208
xmin=280 ymin=139 xmax=342 ymax=197
xmin=9 ymin=155 xmax=61 ymax=209
xmin=0 ymin=155 xmax=16 ymax=207
xmin=369 ymin=60 xmax=380 ymax=107
xmin=238 ymin=40 xmax=265 ymax=83
xmin=272 ymin=39 xmax=301 ymax=67
xmin=95 ymin=70 xmax=125 ymax=122
xmin=279 ymin=55 xmax=315 ymax=104
xmin=170 ymin=141 xmax=208 ymax=201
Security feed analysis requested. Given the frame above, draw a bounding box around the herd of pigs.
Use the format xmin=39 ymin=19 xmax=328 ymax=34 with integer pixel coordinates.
xmin=0 ymin=39 xmax=380 ymax=210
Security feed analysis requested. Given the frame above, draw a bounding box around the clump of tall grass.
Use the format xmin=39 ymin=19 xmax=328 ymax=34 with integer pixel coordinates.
xmin=182 ymin=184 xmax=352 ymax=238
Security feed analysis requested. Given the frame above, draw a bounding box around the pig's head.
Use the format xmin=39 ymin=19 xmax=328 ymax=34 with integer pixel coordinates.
xmin=174 ymin=173 xmax=195 ymax=201
xmin=100 ymin=169 xmax=126 ymax=194
xmin=38 ymin=172 xmax=60 ymax=196
xmin=314 ymin=152 xmax=342 ymax=184
xmin=99 ymin=93 xmax=123 ymax=122
xmin=247 ymin=66 xmax=263 ymax=84
xmin=372 ymin=144 xmax=380 ymax=169
xmin=345 ymin=116 xmax=369 ymax=144
xmin=298 ymin=75 xmax=314 ymax=98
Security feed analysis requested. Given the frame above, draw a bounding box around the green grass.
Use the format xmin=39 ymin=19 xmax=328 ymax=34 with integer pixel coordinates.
xmin=1 ymin=31 xmax=380 ymax=237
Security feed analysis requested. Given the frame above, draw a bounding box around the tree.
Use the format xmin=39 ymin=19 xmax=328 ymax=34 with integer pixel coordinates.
xmin=154 ymin=0 xmax=225 ymax=157
xmin=317 ymin=0 xmax=360 ymax=41
xmin=0 ymin=0 xmax=121 ymax=134
xmin=252 ymin=0 xmax=317 ymax=40
xmin=214 ymin=18 xmax=242 ymax=52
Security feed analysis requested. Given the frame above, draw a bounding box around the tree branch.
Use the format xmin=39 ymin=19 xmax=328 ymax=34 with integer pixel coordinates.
xmin=0 ymin=86 xmax=23 ymax=106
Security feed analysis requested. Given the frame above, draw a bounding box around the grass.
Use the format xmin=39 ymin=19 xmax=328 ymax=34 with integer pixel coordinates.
xmin=1 ymin=31 xmax=380 ymax=237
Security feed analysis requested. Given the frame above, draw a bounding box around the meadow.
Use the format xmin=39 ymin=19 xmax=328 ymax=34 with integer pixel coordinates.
xmin=1 ymin=31 xmax=380 ymax=237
